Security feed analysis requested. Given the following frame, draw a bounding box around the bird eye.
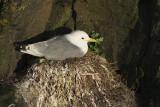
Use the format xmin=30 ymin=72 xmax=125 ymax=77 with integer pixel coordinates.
xmin=81 ymin=37 xmax=84 ymax=39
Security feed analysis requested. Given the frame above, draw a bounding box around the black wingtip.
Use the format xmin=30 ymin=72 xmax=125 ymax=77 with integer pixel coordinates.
xmin=13 ymin=41 xmax=28 ymax=51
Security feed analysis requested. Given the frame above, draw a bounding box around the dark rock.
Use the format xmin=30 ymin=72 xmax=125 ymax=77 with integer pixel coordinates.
xmin=137 ymin=0 xmax=160 ymax=107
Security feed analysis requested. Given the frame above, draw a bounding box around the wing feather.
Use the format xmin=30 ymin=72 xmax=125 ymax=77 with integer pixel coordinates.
xmin=29 ymin=36 xmax=82 ymax=60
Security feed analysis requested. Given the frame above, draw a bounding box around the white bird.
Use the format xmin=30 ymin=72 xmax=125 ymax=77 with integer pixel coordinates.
xmin=19 ymin=30 xmax=97 ymax=60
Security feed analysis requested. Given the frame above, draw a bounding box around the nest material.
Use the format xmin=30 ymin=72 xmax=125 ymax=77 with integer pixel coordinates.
xmin=16 ymin=52 xmax=136 ymax=107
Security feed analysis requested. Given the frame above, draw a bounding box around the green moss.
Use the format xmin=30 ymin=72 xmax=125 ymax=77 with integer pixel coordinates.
xmin=88 ymin=31 xmax=104 ymax=56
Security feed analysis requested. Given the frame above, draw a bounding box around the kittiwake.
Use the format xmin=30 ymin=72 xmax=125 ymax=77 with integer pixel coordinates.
xmin=18 ymin=30 xmax=96 ymax=60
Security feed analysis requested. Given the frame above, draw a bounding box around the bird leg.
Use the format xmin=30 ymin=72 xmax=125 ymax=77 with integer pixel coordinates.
xmin=38 ymin=57 xmax=46 ymax=63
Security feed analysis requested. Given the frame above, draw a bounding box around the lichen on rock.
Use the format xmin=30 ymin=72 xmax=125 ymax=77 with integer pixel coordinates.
xmin=14 ymin=53 xmax=136 ymax=107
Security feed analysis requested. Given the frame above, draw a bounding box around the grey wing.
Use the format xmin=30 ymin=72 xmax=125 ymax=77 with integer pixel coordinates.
xmin=32 ymin=37 xmax=82 ymax=60
xmin=23 ymin=37 xmax=58 ymax=57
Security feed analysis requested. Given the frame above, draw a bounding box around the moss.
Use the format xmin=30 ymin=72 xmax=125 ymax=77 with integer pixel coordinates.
xmin=88 ymin=31 xmax=104 ymax=56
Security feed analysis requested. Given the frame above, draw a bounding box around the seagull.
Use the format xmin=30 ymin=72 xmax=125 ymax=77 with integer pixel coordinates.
xmin=18 ymin=30 xmax=97 ymax=60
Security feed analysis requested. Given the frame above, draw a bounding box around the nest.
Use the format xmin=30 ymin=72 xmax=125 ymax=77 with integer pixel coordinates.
xmin=15 ymin=52 xmax=136 ymax=107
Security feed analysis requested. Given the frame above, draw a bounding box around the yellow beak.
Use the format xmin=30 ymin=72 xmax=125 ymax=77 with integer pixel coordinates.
xmin=85 ymin=38 xmax=97 ymax=42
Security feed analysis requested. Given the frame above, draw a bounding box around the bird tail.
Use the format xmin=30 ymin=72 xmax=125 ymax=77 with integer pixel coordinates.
xmin=14 ymin=42 xmax=42 ymax=57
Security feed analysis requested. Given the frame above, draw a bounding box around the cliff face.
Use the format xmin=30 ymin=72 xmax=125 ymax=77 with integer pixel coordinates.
xmin=137 ymin=0 xmax=160 ymax=107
